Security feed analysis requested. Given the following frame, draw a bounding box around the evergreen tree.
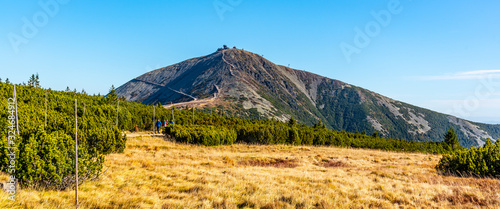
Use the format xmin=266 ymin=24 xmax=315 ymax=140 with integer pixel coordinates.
xmin=288 ymin=117 xmax=296 ymax=127
xmin=27 ymin=73 xmax=41 ymax=88
xmin=313 ymin=120 xmax=326 ymax=129
xmin=444 ymin=127 xmax=460 ymax=150
xmin=288 ymin=127 xmax=300 ymax=145
xmin=107 ymin=85 xmax=117 ymax=103
xmin=484 ymin=138 xmax=493 ymax=148
xmin=372 ymin=131 xmax=379 ymax=138
xmin=35 ymin=73 xmax=40 ymax=88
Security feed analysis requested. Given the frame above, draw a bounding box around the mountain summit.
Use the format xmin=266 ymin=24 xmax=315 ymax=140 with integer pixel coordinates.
xmin=116 ymin=47 xmax=500 ymax=147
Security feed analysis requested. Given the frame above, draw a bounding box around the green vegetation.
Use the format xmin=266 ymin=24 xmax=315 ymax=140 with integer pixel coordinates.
xmin=163 ymin=109 xmax=451 ymax=154
xmin=0 ymin=78 xmax=171 ymax=189
xmin=165 ymin=125 xmax=236 ymax=146
xmin=437 ymin=128 xmax=499 ymax=178
xmin=443 ymin=127 xmax=461 ymax=150
xmin=437 ymin=139 xmax=500 ymax=178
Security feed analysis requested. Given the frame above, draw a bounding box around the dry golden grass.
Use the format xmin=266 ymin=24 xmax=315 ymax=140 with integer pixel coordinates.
xmin=1 ymin=134 xmax=499 ymax=208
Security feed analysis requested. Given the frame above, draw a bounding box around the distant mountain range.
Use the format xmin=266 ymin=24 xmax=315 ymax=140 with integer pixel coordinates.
xmin=116 ymin=47 xmax=500 ymax=147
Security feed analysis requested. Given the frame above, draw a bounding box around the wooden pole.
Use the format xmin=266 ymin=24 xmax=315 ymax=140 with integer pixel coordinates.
xmin=171 ymin=102 xmax=174 ymax=124
xmin=74 ymin=99 xmax=78 ymax=208
xmin=13 ymin=85 xmax=19 ymax=134
xmin=153 ymin=105 xmax=155 ymax=132
xmin=44 ymin=90 xmax=47 ymax=127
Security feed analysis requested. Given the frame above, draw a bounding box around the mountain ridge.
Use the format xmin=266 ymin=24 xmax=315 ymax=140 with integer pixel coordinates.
xmin=116 ymin=48 xmax=500 ymax=147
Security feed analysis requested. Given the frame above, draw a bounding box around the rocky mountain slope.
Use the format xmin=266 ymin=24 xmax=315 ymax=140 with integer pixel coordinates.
xmin=116 ymin=48 xmax=500 ymax=147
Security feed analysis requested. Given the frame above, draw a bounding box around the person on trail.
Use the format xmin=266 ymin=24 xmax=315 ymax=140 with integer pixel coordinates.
xmin=164 ymin=119 xmax=168 ymax=127
xmin=155 ymin=119 xmax=162 ymax=134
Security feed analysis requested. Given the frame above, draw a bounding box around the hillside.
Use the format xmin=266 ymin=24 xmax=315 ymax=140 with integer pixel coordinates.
xmin=116 ymin=48 xmax=500 ymax=147
xmin=2 ymin=134 xmax=498 ymax=208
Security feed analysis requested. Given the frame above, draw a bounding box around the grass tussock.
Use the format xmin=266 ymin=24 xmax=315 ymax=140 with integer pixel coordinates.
xmin=0 ymin=133 xmax=499 ymax=208
xmin=320 ymin=159 xmax=347 ymax=168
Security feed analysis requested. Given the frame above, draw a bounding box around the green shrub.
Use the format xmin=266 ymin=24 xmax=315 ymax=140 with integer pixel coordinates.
xmin=436 ymin=139 xmax=500 ymax=178
xmin=165 ymin=125 xmax=236 ymax=146
xmin=0 ymin=82 xmax=125 ymax=189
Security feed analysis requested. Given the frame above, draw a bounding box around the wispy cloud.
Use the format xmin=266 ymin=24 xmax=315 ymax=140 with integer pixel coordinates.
xmin=419 ymin=70 xmax=500 ymax=80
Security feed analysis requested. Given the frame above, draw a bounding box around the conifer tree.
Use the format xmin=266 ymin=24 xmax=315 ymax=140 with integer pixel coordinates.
xmin=444 ymin=127 xmax=460 ymax=150
xmin=288 ymin=117 xmax=296 ymax=127
xmin=28 ymin=73 xmax=41 ymax=88
xmin=107 ymin=85 xmax=118 ymax=103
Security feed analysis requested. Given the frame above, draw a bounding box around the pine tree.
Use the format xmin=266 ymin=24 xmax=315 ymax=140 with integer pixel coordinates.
xmin=444 ymin=127 xmax=460 ymax=150
xmin=313 ymin=120 xmax=326 ymax=129
xmin=27 ymin=73 xmax=40 ymax=88
xmin=288 ymin=127 xmax=300 ymax=145
xmin=107 ymin=85 xmax=117 ymax=103
xmin=288 ymin=117 xmax=296 ymax=127
xmin=35 ymin=73 xmax=40 ymax=88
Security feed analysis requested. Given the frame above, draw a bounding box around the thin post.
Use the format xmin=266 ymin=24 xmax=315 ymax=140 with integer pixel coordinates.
xmin=153 ymin=105 xmax=155 ymax=131
xmin=13 ymin=85 xmax=19 ymax=134
xmin=74 ymin=99 xmax=78 ymax=208
xmin=83 ymin=101 xmax=86 ymax=118
xmin=44 ymin=90 xmax=47 ymax=127
xmin=116 ymin=101 xmax=119 ymax=127
xmin=171 ymin=102 xmax=174 ymax=124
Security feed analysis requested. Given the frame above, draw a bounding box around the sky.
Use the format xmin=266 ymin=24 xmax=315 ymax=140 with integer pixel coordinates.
xmin=1 ymin=0 xmax=500 ymax=124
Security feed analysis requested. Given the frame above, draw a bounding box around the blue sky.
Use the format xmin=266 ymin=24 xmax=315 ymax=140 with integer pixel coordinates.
xmin=1 ymin=0 xmax=500 ymax=123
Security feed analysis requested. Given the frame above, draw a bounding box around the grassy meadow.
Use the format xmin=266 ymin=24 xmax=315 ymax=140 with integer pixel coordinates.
xmin=1 ymin=134 xmax=499 ymax=208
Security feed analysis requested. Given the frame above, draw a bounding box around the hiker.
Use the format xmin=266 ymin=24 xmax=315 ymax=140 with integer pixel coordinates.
xmin=164 ymin=119 xmax=168 ymax=127
xmin=155 ymin=119 xmax=162 ymax=134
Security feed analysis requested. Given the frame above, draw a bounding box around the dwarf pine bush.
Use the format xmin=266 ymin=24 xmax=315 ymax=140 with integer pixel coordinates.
xmin=437 ymin=139 xmax=500 ymax=178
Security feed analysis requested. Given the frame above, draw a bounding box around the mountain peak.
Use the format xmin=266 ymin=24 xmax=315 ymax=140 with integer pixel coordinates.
xmin=116 ymin=49 xmax=500 ymax=147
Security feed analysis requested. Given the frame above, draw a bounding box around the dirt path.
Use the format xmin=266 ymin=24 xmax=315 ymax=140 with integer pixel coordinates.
xmin=162 ymin=97 xmax=219 ymax=109
xmin=222 ymin=51 xmax=235 ymax=76
xmin=126 ymin=132 xmax=164 ymax=138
